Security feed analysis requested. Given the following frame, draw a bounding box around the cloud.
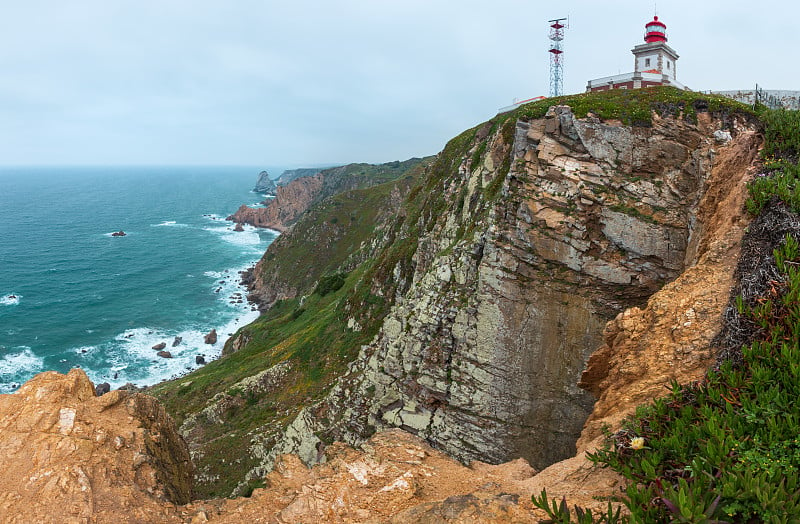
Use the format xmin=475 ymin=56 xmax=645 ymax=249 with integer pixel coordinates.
xmin=0 ymin=0 xmax=797 ymax=166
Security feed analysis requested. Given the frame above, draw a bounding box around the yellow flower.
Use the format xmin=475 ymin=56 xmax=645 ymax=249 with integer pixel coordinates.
xmin=630 ymin=437 xmax=645 ymax=450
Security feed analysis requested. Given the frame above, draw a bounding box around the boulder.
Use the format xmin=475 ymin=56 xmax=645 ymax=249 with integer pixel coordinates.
xmin=95 ymin=382 xmax=111 ymax=396
xmin=152 ymin=342 xmax=167 ymax=350
xmin=234 ymin=222 xmax=244 ymax=232
xmin=195 ymin=355 xmax=206 ymax=365
xmin=157 ymin=351 xmax=173 ymax=359
xmin=0 ymin=369 xmax=193 ymax=520
xmin=172 ymin=336 xmax=182 ymax=347
xmin=204 ymin=329 xmax=217 ymax=345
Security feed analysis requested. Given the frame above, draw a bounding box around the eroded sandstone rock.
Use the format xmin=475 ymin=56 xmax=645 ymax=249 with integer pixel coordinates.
xmin=0 ymin=369 xmax=192 ymax=522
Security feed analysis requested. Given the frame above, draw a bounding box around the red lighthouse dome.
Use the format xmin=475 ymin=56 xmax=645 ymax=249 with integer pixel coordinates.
xmin=644 ymin=15 xmax=667 ymax=43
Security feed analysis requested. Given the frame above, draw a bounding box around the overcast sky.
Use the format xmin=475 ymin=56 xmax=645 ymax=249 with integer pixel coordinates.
xmin=1 ymin=0 xmax=796 ymax=167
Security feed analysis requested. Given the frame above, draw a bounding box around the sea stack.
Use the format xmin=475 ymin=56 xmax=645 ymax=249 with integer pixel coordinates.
xmin=253 ymin=170 xmax=277 ymax=195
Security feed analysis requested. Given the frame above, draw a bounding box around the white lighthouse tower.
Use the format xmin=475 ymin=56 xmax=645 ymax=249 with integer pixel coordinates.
xmin=632 ymin=16 xmax=679 ymax=84
xmin=586 ymin=15 xmax=686 ymax=92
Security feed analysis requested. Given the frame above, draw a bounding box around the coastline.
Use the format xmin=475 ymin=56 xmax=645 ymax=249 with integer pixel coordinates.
xmin=0 ymin=167 xmax=279 ymax=393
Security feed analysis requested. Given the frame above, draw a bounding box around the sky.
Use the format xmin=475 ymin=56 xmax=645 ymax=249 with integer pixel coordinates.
xmin=0 ymin=0 xmax=797 ymax=167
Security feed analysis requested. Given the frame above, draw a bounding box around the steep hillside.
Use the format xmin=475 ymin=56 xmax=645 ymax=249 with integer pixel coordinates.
xmin=152 ymin=87 xmax=760 ymax=498
xmin=151 ymin=161 xmax=430 ymax=497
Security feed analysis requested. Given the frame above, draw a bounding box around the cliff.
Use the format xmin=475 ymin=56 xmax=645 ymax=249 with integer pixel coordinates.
xmin=5 ymin=87 xmax=787 ymax=521
xmin=252 ymin=170 xmax=277 ymax=194
xmin=227 ymin=158 xmax=426 ymax=232
xmin=256 ymin=96 xmax=759 ymax=475
xmin=151 ymin=87 xmax=762 ymax=499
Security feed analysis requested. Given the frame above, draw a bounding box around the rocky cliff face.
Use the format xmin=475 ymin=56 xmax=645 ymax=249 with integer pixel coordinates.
xmin=228 ymin=174 xmax=324 ymax=232
xmin=253 ymin=103 xmax=759 ymax=476
xmin=2 ymin=91 xmax=766 ymax=520
xmin=253 ymin=170 xmax=277 ymax=194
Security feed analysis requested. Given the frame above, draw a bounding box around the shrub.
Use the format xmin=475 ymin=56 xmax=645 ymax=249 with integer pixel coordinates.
xmin=313 ymin=272 xmax=347 ymax=296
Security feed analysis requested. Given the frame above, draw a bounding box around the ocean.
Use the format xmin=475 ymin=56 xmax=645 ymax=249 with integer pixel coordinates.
xmin=0 ymin=166 xmax=282 ymax=393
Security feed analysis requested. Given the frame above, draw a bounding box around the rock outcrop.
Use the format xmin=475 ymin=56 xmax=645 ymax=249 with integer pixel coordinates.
xmin=251 ymin=104 xmax=759 ymax=478
xmin=0 ymin=370 xmax=591 ymax=521
xmin=252 ymin=170 xmax=277 ymax=194
xmin=577 ymin=123 xmax=759 ymax=448
xmin=0 ymin=369 xmax=192 ymax=522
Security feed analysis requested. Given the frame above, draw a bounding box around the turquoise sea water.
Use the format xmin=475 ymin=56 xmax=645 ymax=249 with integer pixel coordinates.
xmin=0 ymin=166 xmax=281 ymax=393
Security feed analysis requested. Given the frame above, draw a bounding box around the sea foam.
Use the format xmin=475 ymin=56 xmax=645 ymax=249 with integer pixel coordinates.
xmin=1 ymin=294 xmax=21 ymax=306
xmin=0 ymin=348 xmax=44 ymax=392
xmin=152 ymin=220 xmax=189 ymax=227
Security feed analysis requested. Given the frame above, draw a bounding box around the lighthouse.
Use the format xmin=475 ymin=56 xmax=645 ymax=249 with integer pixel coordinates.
xmin=632 ymin=16 xmax=679 ymax=81
xmin=586 ymin=15 xmax=686 ymax=92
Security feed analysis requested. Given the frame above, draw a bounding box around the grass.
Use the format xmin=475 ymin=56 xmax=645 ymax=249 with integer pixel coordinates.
xmin=512 ymin=86 xmax=755 ymax=126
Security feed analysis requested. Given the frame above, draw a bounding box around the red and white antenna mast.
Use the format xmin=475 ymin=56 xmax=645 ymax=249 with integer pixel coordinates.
xmin=548 ymin=17 xmax=568 ymax=97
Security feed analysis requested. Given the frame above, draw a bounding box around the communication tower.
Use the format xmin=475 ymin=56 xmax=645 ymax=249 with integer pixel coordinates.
xmin=548 ymin=18 xmax=568 ymax=97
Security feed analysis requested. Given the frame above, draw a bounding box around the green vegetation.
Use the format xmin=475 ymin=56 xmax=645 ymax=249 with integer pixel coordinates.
xmin=532 ymin=489 xmax=623 ymax=523
xmin=534 ymin=107 xmax=800 ymax=522
xmin=512 ymin=86 xmax=754 ymax=127
xmin=313 ymin=272 xmax=347 ymax=296
xmin=746 ymin=109 xmax=800 ymax=215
